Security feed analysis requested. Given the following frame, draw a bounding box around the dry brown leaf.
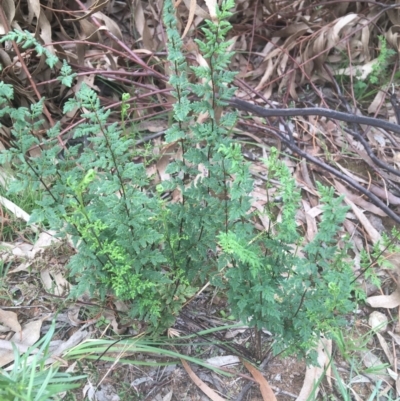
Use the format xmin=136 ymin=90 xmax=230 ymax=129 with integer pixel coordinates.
xmin=224 ymin=327 xmax=248 ymax=339
xmin=299 ymin=159 xmax=318 ymax=195
xmin=296 ymin=338 xmax=331 ymax=401
xmin=0 ymin=0 xmax=15 ymax=34
xmin=334 ymin=180 xmax=386 ymax=217
xmin=193 ymin=162 xmax=209 ymax=187
xmin=31 ymin=231 xmax=60 ymax=259
xmin=368 ymin=311 xmax=388 ymax=332
xmin=274 ymin=22 xmax=310 ymax=38
xmin=10 ymin=243 xmax=33 ymax=259
xmin=46 ymin=328 xmax=90 ymax=363
xmin=302 ymin=200 xmax=318 ymax=242
xmin=171 ymin=188 xmax=183 ymax=203
xmin=306 ymin=206 xmax=323 ymax=219
xmin=66 ymin=0 xmax=109 ymax=22
xmin=251 ymin=186 xmax=276 ymax=203
xmin=368 ymin=91 xmax=386 ymax=115
xmin=242 ymin=359 xmax=277 ymax=401
xmin=386 ymin=26 xmax=400 ymax=52
xmin=252 ymin=201 xmax=271 ymax=231
xmin=3 ymin=231 xmax=59 ymax=268
xmin=27 ymin=0 xmax=54 ymax=56
xmin=387 ymin=367 xmax=398 ymax=381
xmin=362 ymin=350 xmax=385 ymax=373
xmin=0 ymin=195 xmax=38 ymax=229
xmin=156 ymin=155 xmax=172 ymax=181
xmin=376 ymin=332 xmax=394 ymax=367
xmin=113 ymin=300 xmax=129 ymax=313
xmin=388 ymin=7 xmax=400 ymax=26
xmin=238 ymin=130 xmax=266 ymax=146
xmin=335 ymin=163 xmax=369 ymax=185
xmin=336 ymin=59 xmax=377 ymax=80
xmin=325 ymin=340 xmax=333 ymax=388
xmin=366 ymin=289 xmax=400 ymax=309
xmin=103 ymin=310 xmax=127 ymax=335
xmin=194 ymin=51 xmax=210 ymax=87
xmin=349 ymin=383 xmax=367 ymax=401
xmin=0 ymin=309 xmax=21 ymax=334
xmin=180 ymin=358 xmax=227 ymax=401
xmin=40 ymin=269 xmax=60 ymax=294
xmin=206 ymin=355 xmax=240 ymax=367
xmin=181 ymin=0 xmax=196 ymax=39
xmin=162 ymin=391 xmax=173 ymax=401
xmin=0 ymin=320 xmax=42 ymax=368
xmin=369 ymin=184 xmax=400 ymax=206
xmin=388 ymin=330 xmax=400 ymax=346
xmin=79 ymin=18 xmax=102 ymax=42
xmin=40 ymin=268 xmax=70 ymax=296
xmin=331 ymin=14 xmax=358 ymax=45
xmin=67 ymin=307 xmax=82 ymax=327
xmin=183 ymin=0 xmax=209 ymax=20
xmin=157 ymin=141 xmax=181 ymax=181
xmin=133 ymin=0 xmax=154 ymax=50
xmin=92 ymin=11 xmax=122 ymax=40
xmin=344 ymin=198 xmax=382 ymax=244
xmin=203 ymin=0 xmax=217 ymax=21
xmin=138 ymin=120 xmax=168 ymax=133
xmin=367 ymin=128 xmax=386 ymax=148
xmin=255 ymin=59 xmax=274 ymax=92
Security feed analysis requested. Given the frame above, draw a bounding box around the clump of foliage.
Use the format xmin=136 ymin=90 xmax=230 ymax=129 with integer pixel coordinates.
xmin=0 ymin=0 xmax=356 ymax=362
xmin=351 ymin=35 xmax=396 ymax=100
xmin=0 ymin=322 xmax=85 ymax=401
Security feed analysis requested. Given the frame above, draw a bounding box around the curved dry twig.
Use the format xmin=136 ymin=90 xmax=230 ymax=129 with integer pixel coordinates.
xmin=229 ymin=98 xmax=400 ymax=137
xmin=230 ymin=96 xmax=400 ymax=224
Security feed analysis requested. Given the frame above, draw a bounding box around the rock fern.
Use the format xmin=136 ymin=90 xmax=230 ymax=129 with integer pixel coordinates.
xmin=0 ymin=0 xmax=356 ymax=361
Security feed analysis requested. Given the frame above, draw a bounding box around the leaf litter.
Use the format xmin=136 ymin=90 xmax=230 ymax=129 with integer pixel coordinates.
xmin=0 ymin=0 xmax=400 ymax=399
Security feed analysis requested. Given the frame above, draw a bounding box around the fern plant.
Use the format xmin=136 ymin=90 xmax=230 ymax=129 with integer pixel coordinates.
xmin=0 ymin=0 xmax=357 ymax=362
xmin=351 ymin=35 xmax=396 ymax=101
xmin=218 ymin=148 xmax=355 ymax=361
